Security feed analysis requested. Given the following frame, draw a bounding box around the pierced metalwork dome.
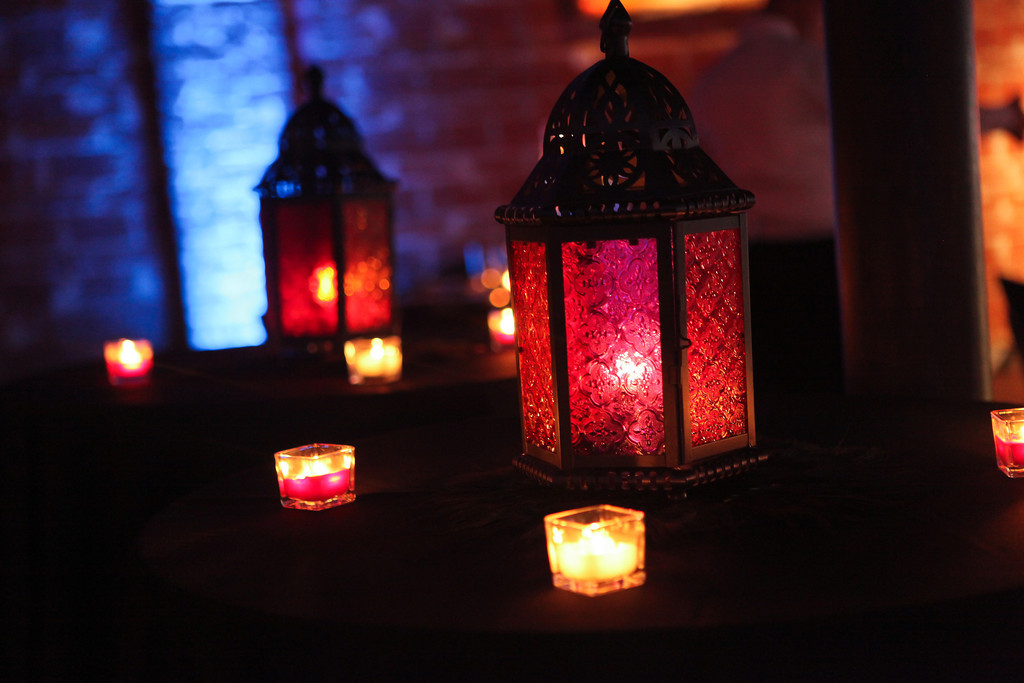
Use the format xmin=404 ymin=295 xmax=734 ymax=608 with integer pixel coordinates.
xmin=257 ymin=66 xmax=392 ymax=199
xmin=496 ymin=0 xmax=754 ymax=225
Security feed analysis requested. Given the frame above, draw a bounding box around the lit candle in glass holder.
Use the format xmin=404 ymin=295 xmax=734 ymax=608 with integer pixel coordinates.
xmin=544 ymin=504 xmax=645 ymax=596
xmin=488 ymin=307 xmax=515 ymax=348
xmin=343 ymin=335 xmax=402 ymax=384
xmin=992 ymin=408 xmax=1024 ymax=478
xmin=275 ymin=443 xmax=355 ymax=510
xmin=104 ymin=338 xmax=153 ymax=386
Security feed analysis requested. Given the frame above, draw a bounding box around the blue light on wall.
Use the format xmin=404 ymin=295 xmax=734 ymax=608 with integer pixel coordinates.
xmin=151 ymin=0 xmax=293 ymax=349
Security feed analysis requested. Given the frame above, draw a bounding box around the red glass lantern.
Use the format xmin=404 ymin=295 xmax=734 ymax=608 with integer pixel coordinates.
xmin=257 ymin=66 xmax=396 ymax=356
xmin=495 ymin=1 xmax=762 ymax=490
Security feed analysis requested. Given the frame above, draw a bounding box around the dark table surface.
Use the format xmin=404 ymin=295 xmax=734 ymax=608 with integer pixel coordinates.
xmin=7 ymin=332 xmax=1024 ymax=679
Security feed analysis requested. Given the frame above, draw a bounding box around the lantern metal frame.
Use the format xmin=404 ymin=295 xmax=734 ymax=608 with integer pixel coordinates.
xmin=496 ymin=1 xmax=764 ymax=490
xmin=257 ymin=66 xmax=398 ymax=357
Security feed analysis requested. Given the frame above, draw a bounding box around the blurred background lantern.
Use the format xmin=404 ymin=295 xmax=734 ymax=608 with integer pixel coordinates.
xmin=495 ymin=0 xmax=762 ymax=490
xmin=257 ymin=66 xmax=397 ymax=358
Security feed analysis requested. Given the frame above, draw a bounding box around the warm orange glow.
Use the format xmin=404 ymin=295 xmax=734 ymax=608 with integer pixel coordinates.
xmin=277 ymin=450 xmax=354 ymax=480
xmin=488 ymin=287 xmax=511 ymax=308
xmin=344 ymin=336 xmax=403 ymax=384
xmin=499 ymin=307 xmax=515 ymax=335
xmin=309 ymin=263 xmax=338 ymax=306
xmin=554 ymin=525 xmax=638 ymax=581
xmin=578 ymin=0 xmax=763 ymax=17
xmin=483 ymin=268 xmax=512 ymax=308
xmin=544 ymin=505 xmax=646 ymax=596
xmin=275 ymin=443 xmax=356 ymax=511
xmin=489 ymin=308 xmax=516 ymax=347
xmin=992 ymin=408 xmax=1024 ymax=477
xmin=480 ymin=267 xmax=504 ymax=290
xmin=118 ymin=340 xmax=143 ymax=369
xmin=975 ymin=0 xmax=1024 ymax=370
xmin=104 ymin=338 xmax=154 ymax=385
xmin=614 ymin=351 xmax=647 ymax=385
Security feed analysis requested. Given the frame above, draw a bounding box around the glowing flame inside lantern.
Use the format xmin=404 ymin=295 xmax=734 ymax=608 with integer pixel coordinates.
xmin=310 ymin=263 xmax=338 ymax=307
xmin=614 ymin=351 xmax=647 ymax=386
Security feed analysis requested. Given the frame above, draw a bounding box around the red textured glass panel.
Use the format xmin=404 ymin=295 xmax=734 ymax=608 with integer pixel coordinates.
xmin=511 ymin=241 xmax=557 ymax=453
xmin=343 ymin=199 xmax=392 ymax=333
xmin=563 ymin=238 xmax=664 ymax=457
xmin=685 ymin=228 xmax=748 ymax=446
xmin=275 ymin=202 xmax=338 ymax=337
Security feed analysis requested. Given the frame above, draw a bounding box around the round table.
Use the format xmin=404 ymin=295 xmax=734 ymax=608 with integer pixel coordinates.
xmin=135 ymin=393 xmax=1024 ymax=678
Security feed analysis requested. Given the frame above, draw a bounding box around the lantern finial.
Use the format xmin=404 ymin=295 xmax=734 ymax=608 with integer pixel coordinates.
xmin=600 ymin=0 xmax=631 ymax=58
xmin=303 ymin=65 xmax=325 ymax=101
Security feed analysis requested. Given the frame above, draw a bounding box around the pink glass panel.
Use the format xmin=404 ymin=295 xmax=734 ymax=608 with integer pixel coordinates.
xmin=274 ymin=202 xmax=338 ymax=337
xmin=511 ymin=241 xmax=558 ymax=453
xmin=563 ymin=238 xmax=664 ymax=458
xmin=685 ymin=228 xmax=748 ymax=446
xmin=342 ymin=199 xmax=393 ymax=333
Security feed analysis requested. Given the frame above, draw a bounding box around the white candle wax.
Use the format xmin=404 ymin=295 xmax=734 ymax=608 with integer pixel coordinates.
xmin=556 ymin=527 xmax=639 ymax=582
xmin=344 ymin=336 xmax=402 ymax=383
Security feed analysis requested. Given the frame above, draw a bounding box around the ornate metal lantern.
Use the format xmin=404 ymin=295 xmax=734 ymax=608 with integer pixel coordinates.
xmin=495 ymin=1 xmax=761 ymax=490
xmin=257 ymin=66 xmax=396 ymax=357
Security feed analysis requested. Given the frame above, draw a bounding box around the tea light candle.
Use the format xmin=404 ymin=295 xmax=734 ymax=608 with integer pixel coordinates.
xmin=488 ymin=307 xmax=515 ymax=347
xmin=275 ymin=443 xmax=355 ymax=511
xmin=544 ymin=504 xmax=645 ymax=596
xmin=344 ymin=335 xmax=402 ymax=384
xmin=992 ymin=408 xmax=1024 ymax=478
xmin=556 ymin=526 xmax=639 ymax=581
xmin=104 ymin=338 xmax=153 ymax=386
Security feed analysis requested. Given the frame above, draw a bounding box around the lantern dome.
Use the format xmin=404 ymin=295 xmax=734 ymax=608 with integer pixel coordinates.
xmin=496 ymin=0 xmax=754 ymax=225
xmin=257 ymin=66 xmax=392 ymax=199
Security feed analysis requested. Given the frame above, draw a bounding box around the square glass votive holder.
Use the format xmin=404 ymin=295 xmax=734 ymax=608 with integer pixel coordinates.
xmin=104 ymin=338 xmax=153 ymax=386
xmin=544 ymin=504 xmax=645 ymax=597
xmin=275 ymin=443 xmax=355 ymax=511
xmin=343 ymin=336 xmax=402 ymax=384
xmin=992 ymin=408 xmax=1024 ymax=478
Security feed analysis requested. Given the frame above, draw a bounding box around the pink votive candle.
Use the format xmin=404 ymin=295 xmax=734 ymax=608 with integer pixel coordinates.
xmin=992 ymin=408 xmax=1024 ymax=478
xmin=104 ymin=339 xmax=153 ymax=386
xmin=275 ymin=443 xmax=356 ymax=510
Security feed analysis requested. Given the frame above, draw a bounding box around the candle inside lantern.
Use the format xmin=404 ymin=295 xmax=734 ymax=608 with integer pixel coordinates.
xmin=275 ymin=443 xmax=355 ymax=511
xmin=344 ymin=335 xmax=402 ymax=384
xmin=544 ymin=504 xmax=645 ymax=596
xmin=488 ymin=307 xmax=515 ymax=348
xmin=104 ymin=338 xmax=154 ymax=386
xmin=992 ymin=408 xmax=1024 ymax=478
xmin=310 ymin=262 xmax=339 ymax=307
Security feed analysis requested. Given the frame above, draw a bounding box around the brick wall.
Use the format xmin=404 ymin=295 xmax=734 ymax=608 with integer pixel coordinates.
xmin=290 ymin=1 xmax=742 ymax=299
xmin=0 ymin=0 xmax=742 ymax=383
xmin=150 ymin=0 xmax=292 ymax=350
xmin=0 ymin=1 xmax=178 ymax=383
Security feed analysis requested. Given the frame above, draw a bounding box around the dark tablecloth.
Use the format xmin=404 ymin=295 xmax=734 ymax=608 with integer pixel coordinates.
xmin=130 ymin=392 xmax=1024 ymax=679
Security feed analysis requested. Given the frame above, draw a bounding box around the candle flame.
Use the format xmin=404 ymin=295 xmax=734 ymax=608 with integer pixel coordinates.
xmin=581 ymin=524 xmax=616 ymax=555
xmin=499 ymin=307 xmax=515 ymax=335
xmin=280 ymin=452 xmax=353 ymax=480
xmin=310 ymin=263 xmax=339 ymax=306
xmin=370 ymin=337 xmax=385 ymax=360
xmin=118 ymin=339 xmax=143 ymax=370
xmin=614 ymin=352 xmax=646 ymax=384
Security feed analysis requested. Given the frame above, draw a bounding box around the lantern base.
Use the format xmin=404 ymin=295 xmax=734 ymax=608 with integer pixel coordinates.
xmin=513 ymin=449 xmax=769 ymax=492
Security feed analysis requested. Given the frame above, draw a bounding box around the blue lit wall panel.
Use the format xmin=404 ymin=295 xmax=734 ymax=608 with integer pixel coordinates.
xmin=151 ymin=0 xmax=292 ymax=349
